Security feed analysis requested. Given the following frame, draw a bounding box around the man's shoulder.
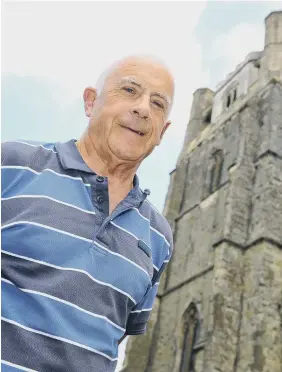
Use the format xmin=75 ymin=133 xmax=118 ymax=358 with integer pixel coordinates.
xmin=1 ymin=140 xmax=57 ymax=167
xmin=140 ymin=198 xmax=173 ymax=252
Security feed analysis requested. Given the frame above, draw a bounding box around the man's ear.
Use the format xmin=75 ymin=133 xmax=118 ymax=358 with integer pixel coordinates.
xmin=158 ymin=121 xmax=171 ymax=145
xmin=83 ymin=87 xmax=97 ymax=117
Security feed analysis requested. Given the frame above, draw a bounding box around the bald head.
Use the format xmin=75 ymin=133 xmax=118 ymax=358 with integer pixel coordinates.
xmin=95 ymin=54 xmax=175 ymax=109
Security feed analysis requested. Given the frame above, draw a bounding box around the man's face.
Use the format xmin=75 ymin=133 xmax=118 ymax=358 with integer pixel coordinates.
xmin=84 ymin=58 xmax=174 ymax=163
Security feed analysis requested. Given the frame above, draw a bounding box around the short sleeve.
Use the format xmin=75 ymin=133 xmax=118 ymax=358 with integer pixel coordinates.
xmin=125 ymin=249 xmax=172 ymax=335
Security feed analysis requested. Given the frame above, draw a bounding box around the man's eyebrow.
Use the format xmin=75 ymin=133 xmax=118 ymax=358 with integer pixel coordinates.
xmin=119 ymin=77 xmax=143 ymax=89
xmin=119 ymin=77 xmax=171 ymax=107
xmin=151 ymin=92 xmax=171 ymax=107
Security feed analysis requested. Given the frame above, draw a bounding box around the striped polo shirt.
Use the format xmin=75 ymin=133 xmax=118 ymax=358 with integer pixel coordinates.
xmin=1 ymin=139 xmax=173 ymax=372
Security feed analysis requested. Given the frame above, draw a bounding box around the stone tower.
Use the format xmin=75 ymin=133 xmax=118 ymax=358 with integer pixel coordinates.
xmin=121 ymin=11 xmax=282 ymax=372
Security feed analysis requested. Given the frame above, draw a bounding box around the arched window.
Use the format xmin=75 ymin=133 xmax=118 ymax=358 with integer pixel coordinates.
xmin=204 ymin=109 xmax=212 ymax=124
xmin=225 ymin=84 xmax=238 ymax=108
xmin=233 ymin=88 xmax=237 ymax=102
xmin=180 ymin=303 xmax=199 ymax=372
xmin=209 ymin=150 xmax=224 ymax=194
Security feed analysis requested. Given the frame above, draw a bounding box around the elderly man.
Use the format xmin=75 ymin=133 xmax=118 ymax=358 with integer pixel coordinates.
xmin=1 ymin=55 xmax=175 ymax=372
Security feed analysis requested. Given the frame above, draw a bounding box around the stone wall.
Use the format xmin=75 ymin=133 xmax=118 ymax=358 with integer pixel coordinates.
xmin=250 ymin=83 xmax=282 ymax=245
xmin=238 ymin=241 xmax=282 ymax=372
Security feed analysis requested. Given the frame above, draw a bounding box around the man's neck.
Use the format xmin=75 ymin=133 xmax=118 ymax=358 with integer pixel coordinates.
xmin=76 ymin=133 xmax=137 ymax=196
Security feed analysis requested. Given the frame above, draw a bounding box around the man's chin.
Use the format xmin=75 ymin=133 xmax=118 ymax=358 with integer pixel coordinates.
xmin=108 ymin=143 xmax=146 ymax=163
xmin=112 ymin=149 xmax=143 ymax=162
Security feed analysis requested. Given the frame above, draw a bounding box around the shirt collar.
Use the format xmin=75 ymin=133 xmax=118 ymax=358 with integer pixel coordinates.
xmin=55 ymin=139 xmax=94 ymax=173
xmin=55 ymin=139 xmax=148 ymax=203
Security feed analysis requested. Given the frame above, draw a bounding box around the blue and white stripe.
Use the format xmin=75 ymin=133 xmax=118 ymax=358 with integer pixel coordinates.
xmin=1 ymin=139 xmax=173 ymax=372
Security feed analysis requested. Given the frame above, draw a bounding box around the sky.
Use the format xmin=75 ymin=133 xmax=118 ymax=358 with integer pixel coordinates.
xmin=1 ymin=1 xmax=281 ymax=370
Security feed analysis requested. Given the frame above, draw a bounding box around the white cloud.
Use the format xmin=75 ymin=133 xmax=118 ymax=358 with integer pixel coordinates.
xmin=211 ymin=22 xmax=265 ymax=81
xmin=3 ymin=2 xmax=207 ymax=94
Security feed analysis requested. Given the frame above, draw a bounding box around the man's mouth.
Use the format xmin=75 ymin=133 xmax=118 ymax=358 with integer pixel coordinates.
xmin=121 ymin=126 xmax=145 ymax=136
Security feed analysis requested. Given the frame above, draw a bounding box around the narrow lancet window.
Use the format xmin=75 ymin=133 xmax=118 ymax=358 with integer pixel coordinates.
xmin=180 ymin=303 xmax=199 ymax=372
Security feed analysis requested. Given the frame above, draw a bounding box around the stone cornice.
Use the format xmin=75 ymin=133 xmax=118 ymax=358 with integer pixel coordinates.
xmin=157 ymin=265 xmax=214 ymax=298
xmin=159 ymin=237 xmax=282 ymax=298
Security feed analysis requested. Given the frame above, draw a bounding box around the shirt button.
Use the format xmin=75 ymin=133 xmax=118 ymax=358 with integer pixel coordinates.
xmin=97 ymin=196 xmax=104 ymax=203
xmin=144 ymin=188 xmax=151 ymax=196
xmin=96 ymin=176 xmax=104 ymax=182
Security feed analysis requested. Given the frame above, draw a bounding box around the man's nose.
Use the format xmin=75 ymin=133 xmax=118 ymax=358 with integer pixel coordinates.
xmin=131 ymin=96 xmax=151 ymax=120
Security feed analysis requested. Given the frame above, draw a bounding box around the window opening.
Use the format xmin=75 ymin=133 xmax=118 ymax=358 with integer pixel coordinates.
xmin=180 ymin=303 xmax=199 ymax=372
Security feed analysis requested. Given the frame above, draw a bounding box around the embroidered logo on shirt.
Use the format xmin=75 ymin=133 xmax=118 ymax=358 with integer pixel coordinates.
xmin=138 ymin=240 xmax=151 ymax=258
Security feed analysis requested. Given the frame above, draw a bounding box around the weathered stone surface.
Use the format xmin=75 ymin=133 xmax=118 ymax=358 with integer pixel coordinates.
xmin=179 ymin=88 xmax=214 ymax=156
xmin=162 ymin=161 xmax=187 ymax=227
xmin=203 ymin=242 xmax=243 ymax=372
xmin=167 ymin=203 xmax=212 ymax=290
xmin=237 ymin=242 xmax=282 ymax=372
xmin=149 ymin=290 xmax=180 ymax=372
xmin=250 ymin=154 xmax=282 ymax=245
xmin=260 ymin=11 xmax=282 ymax=82
xmin=222 ymin=103 xmax=260 ymax=246
xmin=258 ymin=83 xmax=282 ymax=158
xmin=181 ymin=145 xmax=206 ymax=212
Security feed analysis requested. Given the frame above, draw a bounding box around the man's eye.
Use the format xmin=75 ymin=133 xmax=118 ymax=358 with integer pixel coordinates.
xmin=153 ymin=101 xmax=164 ymax=109
xmin=123 ymin=87 xmax=135 ymax=94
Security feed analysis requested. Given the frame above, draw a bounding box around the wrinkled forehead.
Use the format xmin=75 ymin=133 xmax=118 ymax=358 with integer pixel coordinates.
xmin=108 ymin=59 xmax=175 ymax=99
